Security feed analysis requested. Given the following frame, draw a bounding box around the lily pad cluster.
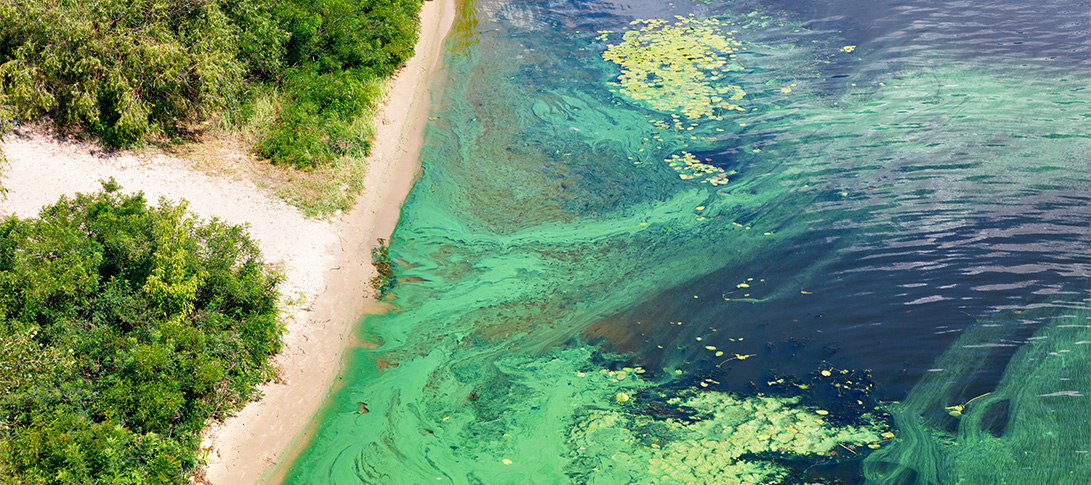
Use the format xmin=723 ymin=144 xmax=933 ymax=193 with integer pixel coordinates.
xmin=601 ymin=17 xmax=747 ymax=120
xmin=569 ymin=391 xmax=887 ymax=484
xmin=666 ymin=152 xmax=732 ymax=185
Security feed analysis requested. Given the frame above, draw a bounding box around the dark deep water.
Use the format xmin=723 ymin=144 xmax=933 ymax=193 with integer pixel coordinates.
xmin=285 ymin=0 xmax=1091 ymax=483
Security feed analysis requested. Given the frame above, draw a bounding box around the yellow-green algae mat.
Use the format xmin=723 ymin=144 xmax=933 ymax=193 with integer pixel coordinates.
xmin=294 ymin=345 xmax=890 ymax=484
xmin=600 ymin=17 xmax=747 ymax=120
xmin=279 ymin=0 xmax=1091 ymax=482
xmin=569 ymin=384 xmax=886 ymax=484
xmin=599 ymin=17 xmax=752 ymax=187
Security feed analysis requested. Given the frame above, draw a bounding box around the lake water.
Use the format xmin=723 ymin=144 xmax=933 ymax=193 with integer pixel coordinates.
xmin=284 ymin=0 xmax=1090 ymax=483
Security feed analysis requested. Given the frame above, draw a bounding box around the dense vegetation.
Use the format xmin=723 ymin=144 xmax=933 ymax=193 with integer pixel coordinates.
xmin=0 ymin=182 xmax=283 ymax=483
xmin=0 ymin=0 xmax=422 ymax=169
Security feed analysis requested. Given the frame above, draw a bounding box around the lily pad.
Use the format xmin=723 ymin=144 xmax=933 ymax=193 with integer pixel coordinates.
xmin=602 ymin=17 xmax=747 ymax=119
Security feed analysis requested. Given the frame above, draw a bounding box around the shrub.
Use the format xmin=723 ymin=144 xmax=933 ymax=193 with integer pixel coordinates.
xmin=0 ymin=0 xmax=423 ymax=171
xmin=258 ymin=67 xmax=383 ymax=168
xmin=258 ymin=0 xmax=422 ymax=168
xmin=0 ymin=181 xmax=283 ymax=483
xmin=0 ymin=0 xmax=272 ymax=145
xmin=275 ymin=0 xmax=421 ymax=79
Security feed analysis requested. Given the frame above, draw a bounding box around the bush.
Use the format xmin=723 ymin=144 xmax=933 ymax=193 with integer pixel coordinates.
xmin=0 ymin=0 xmax=424 ymax=170
xmin=275 ymin=0 xmax=421 ymax=79
xmin=258 ymin=0 xmax=422 ymax=168
xmin=0 ymin=0 xmax=273 ymax=145
xmin=257 ymin=67 xmax=384 ymax=168
xmin=0 ymin=181 xmax=283 ymax=483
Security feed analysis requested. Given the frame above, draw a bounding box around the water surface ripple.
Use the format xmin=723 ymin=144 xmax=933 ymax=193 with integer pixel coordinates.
xmin=285 ymin=0 xmax=1090 ymax=483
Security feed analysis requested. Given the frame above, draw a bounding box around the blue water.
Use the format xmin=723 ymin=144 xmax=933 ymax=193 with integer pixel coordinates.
xmin=285 ymin=0 xmax=1091 ymax=482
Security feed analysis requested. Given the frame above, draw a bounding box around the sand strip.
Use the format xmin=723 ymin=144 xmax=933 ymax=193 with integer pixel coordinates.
xmin=0 ymin=0 xmax=457 ymax=482
xmin=199 ymin=1 xmax=458 ymax=482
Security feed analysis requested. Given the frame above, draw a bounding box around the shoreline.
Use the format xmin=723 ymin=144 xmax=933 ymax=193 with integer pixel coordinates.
xmin=200 ymin=0 xmax=459 ymax=482
xmin=0 ymin=0 xmax=458 ymax=482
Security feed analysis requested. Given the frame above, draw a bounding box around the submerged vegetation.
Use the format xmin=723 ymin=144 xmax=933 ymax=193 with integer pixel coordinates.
xmin=864 ymin=305 xmax=1091 ymax=483
xmin=369 ymin=238 xmax=395 ymax=298
xmin=0 ymin=182 xmax=283 ymax=483
xmin=0 ymin=0 xmax=423 ymax=205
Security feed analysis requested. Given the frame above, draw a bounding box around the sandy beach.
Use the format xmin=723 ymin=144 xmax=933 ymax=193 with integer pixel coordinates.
xmin=0 ymin=0 xmax=457 ymax=482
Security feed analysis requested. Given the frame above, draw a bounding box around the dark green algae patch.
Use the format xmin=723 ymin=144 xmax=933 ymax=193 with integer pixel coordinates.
xmin=283 ymin=0 xmax=1091 ymax=483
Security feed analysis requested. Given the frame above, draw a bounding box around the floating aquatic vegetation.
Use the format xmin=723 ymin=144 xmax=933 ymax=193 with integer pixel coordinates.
xmin=665 ymin=151 xmax=732 ymax=185
xmin=601 ymin=17 xmax=747 ymax=119
xmin=568 ymin=389 xmax=887 ymax=484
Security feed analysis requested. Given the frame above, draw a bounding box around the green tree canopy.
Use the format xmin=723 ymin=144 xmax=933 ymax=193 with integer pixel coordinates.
xmin=0 ymin=0 xmax=272 ymax=145
xmin=0 ymin=181 xmax=283 ymax=484
xmin=0 ymin=0 xmax=423 ymax=169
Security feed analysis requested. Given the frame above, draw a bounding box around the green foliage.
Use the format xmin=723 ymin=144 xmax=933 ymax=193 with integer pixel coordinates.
xmin=0 ymin=181 xmax=283 ymax=484
xmin=0 ymin=0 xmax=424 ymax=170
xmin=258 ymin=0 xmax=422 ymax=168
xmin=0 ymin=0 xmax=267 ymax=145
xmin=257 ymin=68 xmax=383 ymax=168
xmin=275 ymin=0 xmax=421 ymax=79
xmin=369 ymin=238 xmax=395 ymax=298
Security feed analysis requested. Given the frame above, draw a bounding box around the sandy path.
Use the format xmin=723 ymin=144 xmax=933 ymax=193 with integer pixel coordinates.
xmin=0 ymin=0 xmax=457 ymax=482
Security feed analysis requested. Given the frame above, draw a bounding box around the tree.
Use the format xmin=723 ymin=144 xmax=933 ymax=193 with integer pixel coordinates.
xmin=0 ymin=181 xmax=283 ymax=483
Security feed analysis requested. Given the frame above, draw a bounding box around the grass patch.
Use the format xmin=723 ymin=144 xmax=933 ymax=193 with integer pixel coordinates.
xmin=252 ymin=78 xmax=385 ymax=216
xmin=177 ymin=79 xmax=387 ymax=218
xmin=258 ymin=149 xmax=371 ymax=217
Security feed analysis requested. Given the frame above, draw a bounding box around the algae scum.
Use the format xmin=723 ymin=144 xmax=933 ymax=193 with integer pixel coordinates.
xmin=284 ymin=0 xmax=1090 ymax=483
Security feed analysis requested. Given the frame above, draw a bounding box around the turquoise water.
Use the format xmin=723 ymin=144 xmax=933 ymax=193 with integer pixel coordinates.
xmin=284 ymin=0 xmax=1090 ymax=483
